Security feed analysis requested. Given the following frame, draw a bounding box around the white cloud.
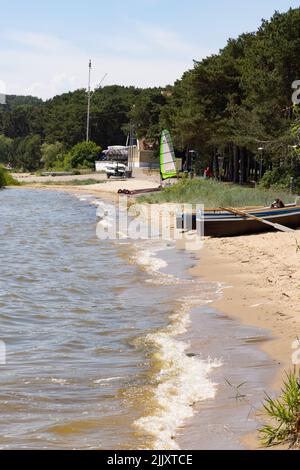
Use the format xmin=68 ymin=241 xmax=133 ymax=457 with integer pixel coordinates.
xmin=27 ymin=74 xmax=78 ymax=99
xmin=0 ymin=27 xmax=209 ymax=99
xmin=3 ymin=30 xmax=70 ymax=52
xmin=136 ymin=22 xmax=196 ymax=55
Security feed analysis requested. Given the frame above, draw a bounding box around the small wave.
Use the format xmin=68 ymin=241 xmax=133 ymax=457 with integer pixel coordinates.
xmin=134 ymin=249 xmax=168 ymax=274
xmin=51 ymin=378 xmax=68 ymax=385
xmin=145 ymin=276 xmax=195 ymax=286
xmin=134 ymin=298 xmax=221 ymax=450
xmin=94 ymin=377 xmax=124 ymax=384
xmin=135 ymin=334 xmax=220 ymax=450
xmin=76 ymin=195 xmax=93 ymax=202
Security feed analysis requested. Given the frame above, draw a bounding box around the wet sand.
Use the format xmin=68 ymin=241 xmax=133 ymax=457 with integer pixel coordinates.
xmin=178 ymin=304 xmax=277 ymax=450
xmin=188 ymin=232 xmax=300 ymax=449
xmin=195 ymin=232 xmax=300 ymax=376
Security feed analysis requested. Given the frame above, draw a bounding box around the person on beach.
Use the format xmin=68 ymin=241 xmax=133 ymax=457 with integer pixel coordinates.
xmin=271 ymin=198 xmax=285 ymax=208
xmin=204 ymin=166 xmax=213 ymax=179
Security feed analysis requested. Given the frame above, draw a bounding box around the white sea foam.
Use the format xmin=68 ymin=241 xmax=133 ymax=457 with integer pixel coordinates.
xmin=51 ymin=378 xmax=68 ymax=385
xmin=135 ymin=295 xmax=221 ymax=450
xmin=77 ymin=195 xmax=93 ymax=202
xmin=76 ymin=193 xmax=221 ymax=449
xmin=90 ymin=199 xmax=104 ymax=207
xmin=94 ymin=377 xmax=124 ymax=384
xmin=135 ymin=249 xmax=168 ymax=274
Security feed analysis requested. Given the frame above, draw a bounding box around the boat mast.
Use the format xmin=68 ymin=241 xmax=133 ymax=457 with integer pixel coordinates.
xmin=86 ymin=60 xmax=92 ymax=142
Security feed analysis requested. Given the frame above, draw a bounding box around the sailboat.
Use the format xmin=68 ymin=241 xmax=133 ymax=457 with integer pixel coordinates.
xmin=160 ymin=130 xmax=177 ymax=181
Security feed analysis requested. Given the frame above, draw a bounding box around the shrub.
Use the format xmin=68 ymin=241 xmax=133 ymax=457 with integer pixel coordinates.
xmin=260 ymin=168 xmax=300 ymax=192
xmin=0 ymin=166 xmax=19 ymax=187
xmin=40 ymin=142 xmax=65 ymax=170
xmin=64 ymin=141 xmax=101 ymax=170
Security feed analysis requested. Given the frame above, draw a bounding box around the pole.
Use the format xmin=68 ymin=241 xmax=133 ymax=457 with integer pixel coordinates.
xmin=258 ymin=147 xmax=264 ymax=181
xmin=260 ymin=151 xmax=263 ymax=180
xmin=86 ymin=60 xmax=92 ymax=142
xmin=130 ymin=121 xmax=133 ymax=173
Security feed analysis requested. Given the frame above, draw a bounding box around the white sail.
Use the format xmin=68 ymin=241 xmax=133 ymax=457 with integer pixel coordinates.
xmin=160 ymin=130 xmax=177 ymax=180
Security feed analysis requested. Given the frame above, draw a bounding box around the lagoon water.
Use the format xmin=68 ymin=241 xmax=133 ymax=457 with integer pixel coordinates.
xmin=0 ymin=189 xmax=219 ymax=449
xmin=0 ymin=188 xmax=275 ymax=449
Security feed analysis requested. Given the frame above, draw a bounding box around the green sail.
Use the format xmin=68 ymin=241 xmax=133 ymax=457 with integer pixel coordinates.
xmin=160 ymin=129 xmax=177 ymax=180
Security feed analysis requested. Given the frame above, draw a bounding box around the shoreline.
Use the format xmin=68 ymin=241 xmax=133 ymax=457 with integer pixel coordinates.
xmin=13 ymin=183 xmax=300 ymax=449
xmin=191 ymin=232 xmax=300 ymax=448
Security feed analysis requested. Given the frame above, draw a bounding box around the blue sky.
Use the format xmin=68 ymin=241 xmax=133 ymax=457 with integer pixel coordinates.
xmin=0 ymin=0 xmax=299 ymax=99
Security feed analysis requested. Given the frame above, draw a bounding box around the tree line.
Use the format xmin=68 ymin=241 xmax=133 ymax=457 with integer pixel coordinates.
xmin=1 ymin=7 xmax=300 ymax=189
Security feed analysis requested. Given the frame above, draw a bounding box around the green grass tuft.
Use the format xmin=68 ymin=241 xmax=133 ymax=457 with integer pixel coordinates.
xmin=259 ymin=369 xmax=300 ymax=449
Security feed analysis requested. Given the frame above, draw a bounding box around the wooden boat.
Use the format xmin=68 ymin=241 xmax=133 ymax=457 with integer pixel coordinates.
xmin=176 ymin=204 xmax=300 ymax=237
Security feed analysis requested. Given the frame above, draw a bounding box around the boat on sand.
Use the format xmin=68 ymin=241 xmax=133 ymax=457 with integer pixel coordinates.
xmin=177 ymin=204 xmax=300 ymax=237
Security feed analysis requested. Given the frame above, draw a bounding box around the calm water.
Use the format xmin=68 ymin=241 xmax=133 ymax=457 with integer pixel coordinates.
xmin=0 ymin=188 xmax=276 ymax=450
xmin=0 ymin=188 xmax=219 ymax=450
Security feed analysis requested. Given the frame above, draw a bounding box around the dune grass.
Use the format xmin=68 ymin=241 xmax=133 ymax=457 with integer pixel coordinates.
xmin=38 ymin=179 xmax=106 ymax=186
xmin=138 ymin=179 xmax=296 ymax=208
xmin=259 ymin=369 xmax=300 ymax=449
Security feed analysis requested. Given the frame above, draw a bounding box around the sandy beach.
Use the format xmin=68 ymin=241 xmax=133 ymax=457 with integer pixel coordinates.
xmin=192 ymin=231 xmax=300 ymax=448
xmin=196 ymin=231 xmax=300 ymax=373
xmin=14 ymin=171 xmax=161 ymax=204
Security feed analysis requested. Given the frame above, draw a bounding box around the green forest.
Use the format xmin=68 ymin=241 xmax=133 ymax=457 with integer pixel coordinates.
xmin=1 ymin=7 xmax=300 ymax=190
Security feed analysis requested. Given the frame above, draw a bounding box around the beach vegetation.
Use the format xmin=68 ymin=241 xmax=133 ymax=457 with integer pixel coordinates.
xmin=11 ymin=134 xmax=42 ymax=172
xmin=0 ymin=166 xmax=19 ymax=187
xmin=259 ymin=369 xmax=300 ymax=449
xmin=0 ymin=134 xmax=13 ymax=165
xmin=40 ymin=142 xmax=65 ymax=170
xmin=59 ymin=141 xmax=101 ymax=171
xmin=39 ymin=179 xmax=105 ymax=186
xmin=138 ymin=178 xmax=295 ymax=207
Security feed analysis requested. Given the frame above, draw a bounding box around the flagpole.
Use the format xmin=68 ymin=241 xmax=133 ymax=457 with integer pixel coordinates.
xmin=86 ymin=60 xmax=92 ymax=142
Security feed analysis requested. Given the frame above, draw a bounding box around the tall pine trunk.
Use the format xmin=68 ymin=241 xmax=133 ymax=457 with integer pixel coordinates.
xmin=233 ymin=144 xmax=239 ymax=184
xmin=239 ymin=147 xmax=247 ymax=185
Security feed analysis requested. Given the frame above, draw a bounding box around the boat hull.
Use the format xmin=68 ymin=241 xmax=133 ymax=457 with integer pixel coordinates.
xmin=177 ymin=206 xmax=300 ymax=237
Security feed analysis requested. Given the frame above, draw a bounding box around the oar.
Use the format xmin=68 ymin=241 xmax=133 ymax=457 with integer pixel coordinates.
xmin=219 ymin=207 xmax=295 ymax=233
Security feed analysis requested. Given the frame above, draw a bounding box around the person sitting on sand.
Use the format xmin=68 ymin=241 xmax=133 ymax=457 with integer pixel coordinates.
xmin=271 ymin=198 xmax=285 ymax=209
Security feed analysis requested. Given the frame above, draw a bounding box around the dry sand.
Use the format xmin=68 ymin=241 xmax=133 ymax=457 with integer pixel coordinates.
xmin=14 ymin=171 xmax=161 ymax=204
